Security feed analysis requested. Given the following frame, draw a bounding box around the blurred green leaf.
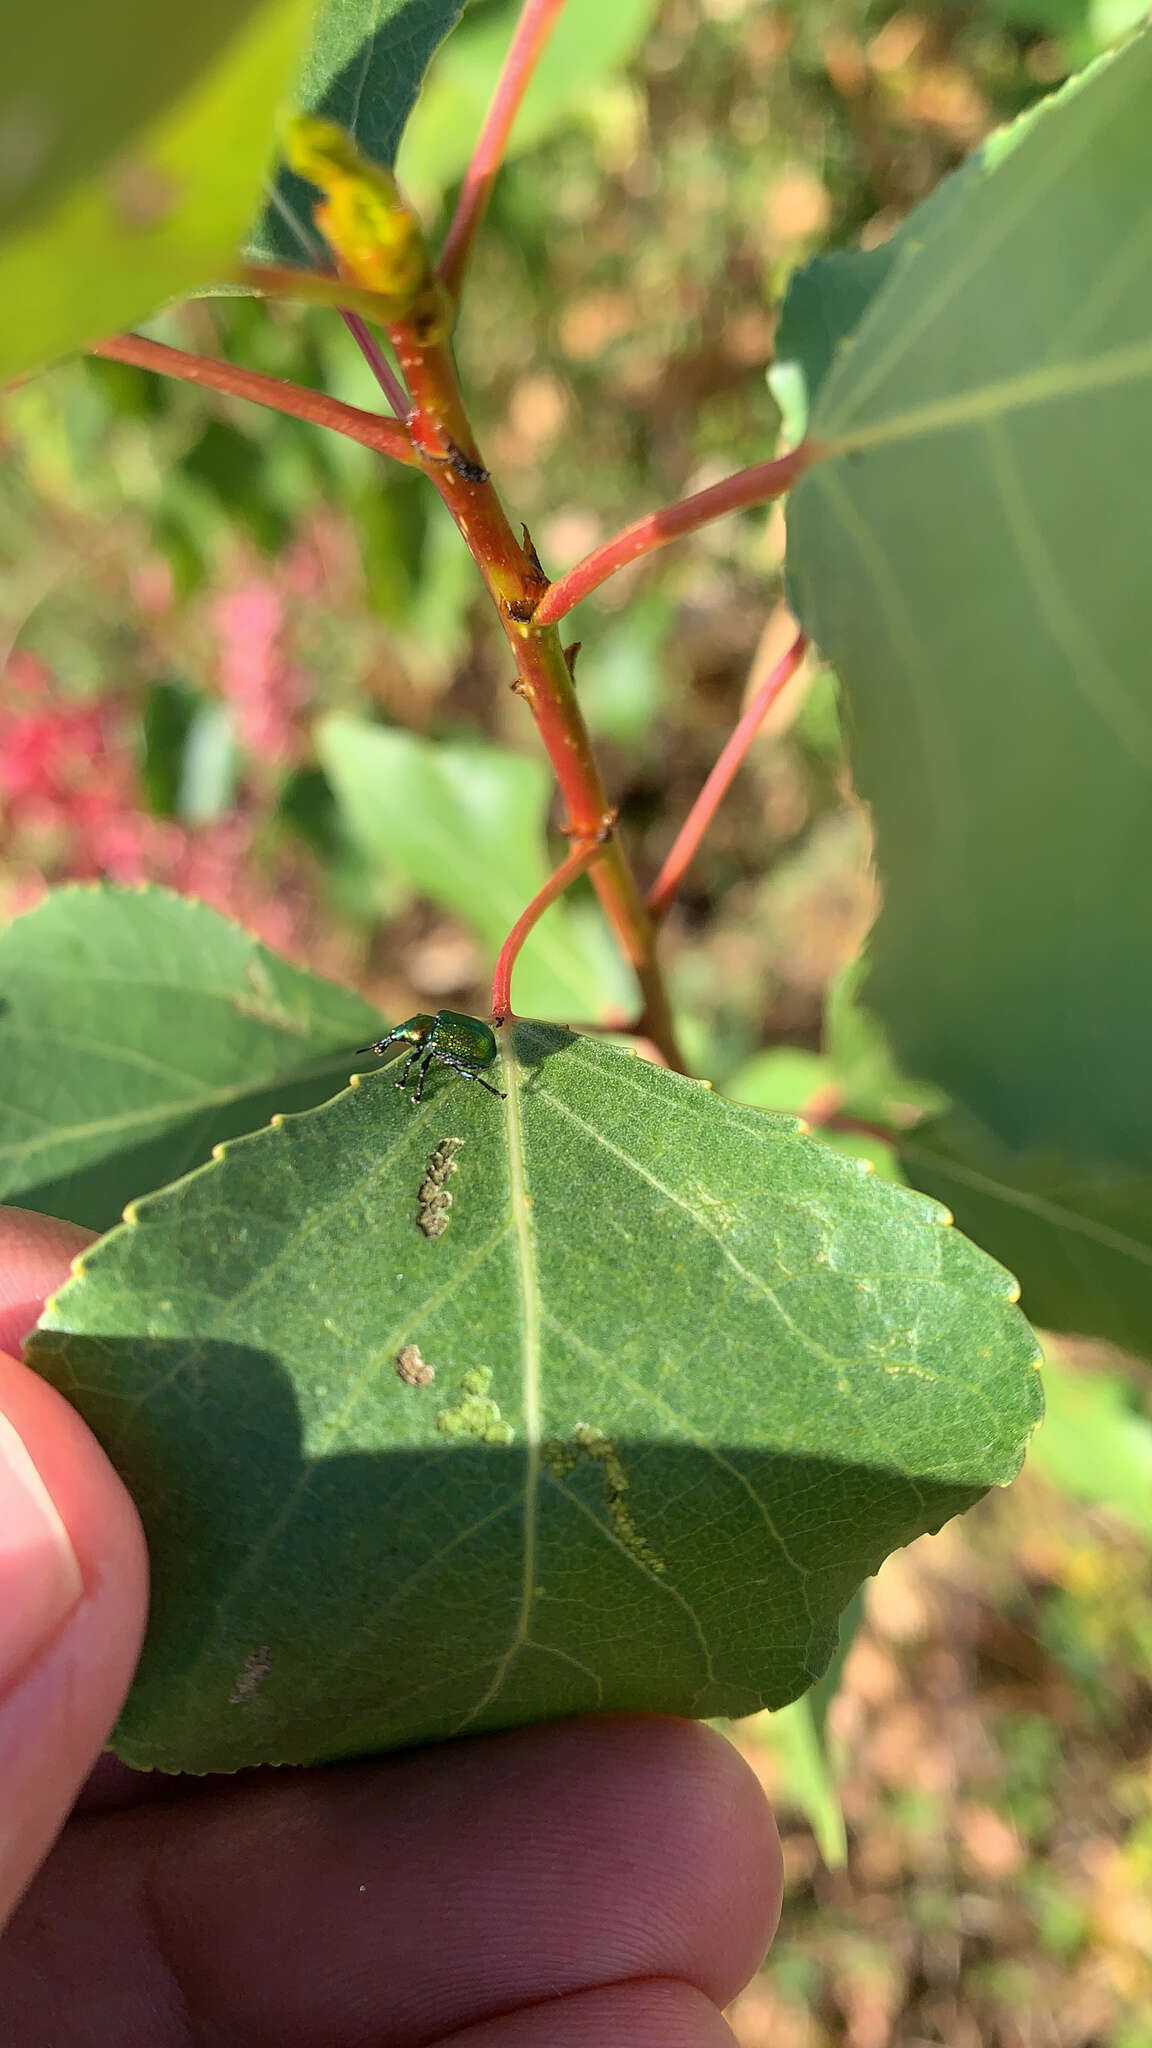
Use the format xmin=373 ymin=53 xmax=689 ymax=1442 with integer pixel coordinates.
xmin=900 ymin=1113 xmax=1152 ymax=1361
xmin=576 ymin=597 xmax=675 ymax=747
xmin=141 ymin=681 xmax=200 ymax=815
xmin=253 ymin=0 xmax=466 ymax=263
xmin=317 ymin=714 xmax=635 ymax=1020
xmin=397 ymin=0 xmax=660 ymax=205
xmin=0 ymin=0 xmax=314 ymax=382
xmin=727 ymin=1049 xmax=904 ymax=1183
xmin=29 ymin=1020 xmax=1040 ymax=1771
xmin=784 ymin=32 xmax=1152 ymax=1351
xmin=179 ymin=702 xmax=239 ymax=823
xmin=824 ymin=963 xmax=949 ymax=1128
xmin=0 ymin=885 xmax=383 ymax=1232
xmin=727 ymin=1047 xmax=833 ymax=1117
xmin=353 ymin=469 xmax=429 ymax=620
xmin=276 ymin=763 xmax=344 ymax=860
xmin=179 ymin=418 xmax=291 ymax=554
xmin=750 ymin=1695 xmax=848 ymax=1867
xmin=735 ymin=1585 xmax=865 ymax=1869
xmin=1029 ymin=1348 xmax=1152 ymax=1539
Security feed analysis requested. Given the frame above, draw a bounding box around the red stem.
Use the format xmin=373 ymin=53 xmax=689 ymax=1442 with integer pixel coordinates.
xmin=533 ymin=442 xmax=817 ymax=625
xmin=648 ymin=631 xmax=808 ymax=921
xmin=438 ymin=0 xmax=570 ymax=298
xmin=491 ymin=837 xmax=603 ymax=1021
xmin=89 ymin=334 xmax=419 ymax=466
xmin=339 ymin=310 xmax=410 ymax=416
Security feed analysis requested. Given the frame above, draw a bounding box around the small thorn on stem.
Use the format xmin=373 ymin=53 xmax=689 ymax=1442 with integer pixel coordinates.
xmin=564 ymin=640 xmax=582 ymax=680
xmin=521 ymin=523 xmax=547 ymax=581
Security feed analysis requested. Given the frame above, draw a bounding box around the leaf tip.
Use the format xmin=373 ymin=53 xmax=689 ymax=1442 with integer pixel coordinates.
xmin=349 ymin=1071 xmax=363 ymax=1088
xmin=122 ymin=1200 xmax=141 ymax=1225
xmin=211 ymin=1143 xmax=227 ymax=1162
xmin=269 ymin=1113 xmax=286 ymax=1128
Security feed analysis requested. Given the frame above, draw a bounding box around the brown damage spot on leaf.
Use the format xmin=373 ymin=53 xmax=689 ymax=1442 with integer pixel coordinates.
xmin=396 ymin=1343 xmax=435 ymax=1388
xmin=542 ymin=1424 xmax=666 ymax=1573
xmin=417 ymin=1136 xmax=464 ymax=1238
xmin=229 ymin=1644 xmax=271 ymax=1704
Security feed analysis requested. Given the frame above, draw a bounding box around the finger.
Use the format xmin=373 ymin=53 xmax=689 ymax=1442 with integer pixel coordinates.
xmin=433 ymin=1978 xmax=741 ymax=2047
xmin=0 ymin=1336 xmax=148 ymax=1924
xmin=0 ymin=1205 xmax=93 ymax=1359
xmin=2 ymin=1715 xmax=781 ymax=2046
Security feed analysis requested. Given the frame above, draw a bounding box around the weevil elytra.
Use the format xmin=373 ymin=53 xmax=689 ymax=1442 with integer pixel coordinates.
xmin=357 ymin=1011 xmax=506 ymax=1104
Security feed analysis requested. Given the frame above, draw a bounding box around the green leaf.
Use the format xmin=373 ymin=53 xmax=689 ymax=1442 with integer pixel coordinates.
xmin=317 ymin=714 xmax=635 ymax=1020
xmin=252 ymin=0 xmax=466 ymax=264
xmin=725 ymin=1048 xmax=905 ymax=1184
xmin=823 ymin=961 xmax=949 ymax=1128
xmin=734 ymin=1588 xmax=864 ymax=1869
xmin=747 ymin=1695 xmax=847 ymax=1868
xmin=0 ymin=0 xmax=314 ymax=384
xmin=1028 ymin=1347 xmax=1152 ymax=1539
xmin=396 ymin=0 xmax=661 ymax=207
xmin=29 ymin=1025 xmax=1040 ymax=1772
xmin=783 ymin=32 xmax=1152 ymax=1345
xmin=900 ymin=1113 xmax=1152 ymax=1362
xmin=0 ymin=885 xmax=383 ymax=1234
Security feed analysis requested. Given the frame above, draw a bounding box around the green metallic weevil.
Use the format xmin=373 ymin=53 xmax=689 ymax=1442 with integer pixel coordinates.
xmin=357 ymin=1011 xmax=506 ymax=1105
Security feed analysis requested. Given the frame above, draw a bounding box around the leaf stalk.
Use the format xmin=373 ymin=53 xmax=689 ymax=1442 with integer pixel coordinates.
xmin=438 ymin=0 xmax=571 ymax=300
xmin=648 ymin=631 xmax=809 ymax=922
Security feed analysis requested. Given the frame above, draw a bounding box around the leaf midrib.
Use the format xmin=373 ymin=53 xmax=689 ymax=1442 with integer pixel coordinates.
xmin=450 ymin=1033 xmax=542 ymax=1732
xmin=819 ymin=37 xmax=1147 ymax=430
xmin=820 ymin=333 xmax=1152 ymax=455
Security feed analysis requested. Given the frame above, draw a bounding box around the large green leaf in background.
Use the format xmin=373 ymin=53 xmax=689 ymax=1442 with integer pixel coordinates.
xmin=0 ymin=0 xmax=314 ymax=384
xmin=396 ymin=0 xmax=661 ymax=207
xmin=900 ymin=1113 xmax=1152 ymax=1359
xmin=30 ymin=1021 xmax=1040 ymax=1771
xmin=318 ymin=714 xmax=636 ymax=1020
xmin=1027 ymin=1344 xmax=1152 ymax=1539
xmin=0 ymin=886 xmax=382 ymax=1234
xmin=782 ymin=29 xmax=1152 ymax=1357
xmin=253 ymin=0 xmax=466 ymax=263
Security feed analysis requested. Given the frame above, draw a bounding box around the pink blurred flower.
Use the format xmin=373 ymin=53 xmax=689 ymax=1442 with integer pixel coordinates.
xmin=212 ymin=578 xmax=304 ymax=767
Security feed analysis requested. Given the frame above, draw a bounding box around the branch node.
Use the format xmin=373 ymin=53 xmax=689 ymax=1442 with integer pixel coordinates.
xmin=447 ymin=440 xmax=490 ymax=484
xmin=559 ymin=807 xmax=618 ymax=845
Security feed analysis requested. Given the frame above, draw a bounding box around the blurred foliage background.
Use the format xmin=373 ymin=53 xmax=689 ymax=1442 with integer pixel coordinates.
xmin=1 ymin=0 xmax=1150 ymax=2039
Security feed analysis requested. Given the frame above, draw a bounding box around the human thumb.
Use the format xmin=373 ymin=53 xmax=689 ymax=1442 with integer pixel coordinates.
xmin=0 ymin=1218 xmax=147 ymax=1927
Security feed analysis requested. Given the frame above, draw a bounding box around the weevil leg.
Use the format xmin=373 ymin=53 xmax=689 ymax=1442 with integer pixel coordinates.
xmin=436 ymin=1054 xmax=507 ymax=1101
xmin=412 ymin=1049 xmax=436 ymax=1104
xmin=397 ymin=1045 xmax=423 ymax=1089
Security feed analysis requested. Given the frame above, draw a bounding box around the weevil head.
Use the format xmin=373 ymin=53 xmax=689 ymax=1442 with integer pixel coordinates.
xmin=390 ymin=1013 xmax=437 ymax=1047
